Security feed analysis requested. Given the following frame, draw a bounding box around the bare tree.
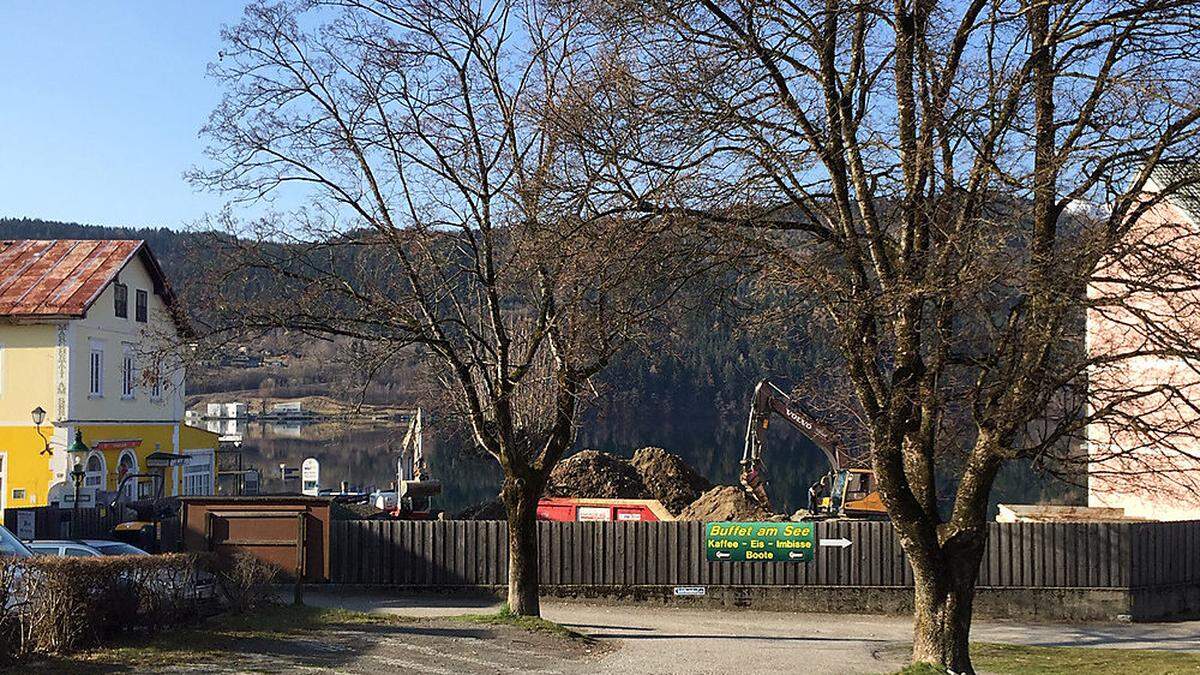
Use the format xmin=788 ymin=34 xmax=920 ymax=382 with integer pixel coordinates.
xmin=572 ymin=0 xmax=1200 ymax=670
xmin=191 ymin=0 xmax=715 ymax=616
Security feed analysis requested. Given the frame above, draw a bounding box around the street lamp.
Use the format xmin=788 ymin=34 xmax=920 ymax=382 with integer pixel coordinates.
xmin=31 ymin=406 xmax=50 ymax=455
xmin=68 ymin=430 xmax=90 ymax=455
xmin=67 ymin=431 xmax=90 ymax=533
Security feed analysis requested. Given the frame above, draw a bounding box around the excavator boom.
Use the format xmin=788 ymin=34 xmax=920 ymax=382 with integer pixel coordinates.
xmin=741 ymin=380 xmax=846 ymax=474
xmin=739 ymin=379 xmax=884 ymax=519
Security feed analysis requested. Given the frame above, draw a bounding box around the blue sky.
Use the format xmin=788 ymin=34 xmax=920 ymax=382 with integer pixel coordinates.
xmin=0 ymin=1 xmax=252 ymax=229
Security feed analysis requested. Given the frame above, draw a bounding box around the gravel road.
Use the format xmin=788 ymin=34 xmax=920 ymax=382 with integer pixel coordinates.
xmin=307 ymin=590 xmax=1200 ymax=674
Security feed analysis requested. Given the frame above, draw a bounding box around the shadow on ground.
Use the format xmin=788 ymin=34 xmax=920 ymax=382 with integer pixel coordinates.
xmin=17 ymin=608 xmax=604 ymax=675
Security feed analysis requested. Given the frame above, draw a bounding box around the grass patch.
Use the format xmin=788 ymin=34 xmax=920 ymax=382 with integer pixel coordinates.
xmin=972 ymin=642 xmax=1200 ymax=675
xmin=449 ymin=603 xmax=593 ymax=642
xmin=16 ymin=604 xmax=407 ymax=673
xmin=893 ymin=663 xmax=949 ymax=675
xmin=889 ymin=643 xmax=1200 ymax=675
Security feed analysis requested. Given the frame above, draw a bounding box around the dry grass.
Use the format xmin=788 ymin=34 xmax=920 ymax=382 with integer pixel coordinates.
xmin=892 ymin=643 xmax=1200 ymax=675
xmin=448 ymin=603 xmax=594 ymax=643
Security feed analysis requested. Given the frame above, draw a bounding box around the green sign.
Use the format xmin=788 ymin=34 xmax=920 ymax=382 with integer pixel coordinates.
xmin=705 ymin=521 xmax=815 ymax=562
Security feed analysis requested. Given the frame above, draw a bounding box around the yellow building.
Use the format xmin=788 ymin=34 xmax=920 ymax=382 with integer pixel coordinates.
xmin=0 ymin=240 xmax=217 ymax=516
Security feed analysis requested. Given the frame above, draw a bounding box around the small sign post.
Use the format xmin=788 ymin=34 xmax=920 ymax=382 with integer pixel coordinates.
xmin=301 ymin=458 xmax=320 ymax=496
xmin=705 ymin=521 xmax=816 ymax=562
xmin=15 ymin=510 xmax=35 ymax=540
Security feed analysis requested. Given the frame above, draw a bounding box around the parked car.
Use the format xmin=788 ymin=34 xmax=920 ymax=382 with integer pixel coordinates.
xmin=1 ymin=525 xmax=33 ymax=611
xmin=27 ymin=539 xmax=149 ymax=557
xmin=27 ymin=538 xmax=215 ymax=600
xmin=82 ymin=540 xmax=150 ymax=556
xmin=0 ymin=524 xmax=33 ymax=558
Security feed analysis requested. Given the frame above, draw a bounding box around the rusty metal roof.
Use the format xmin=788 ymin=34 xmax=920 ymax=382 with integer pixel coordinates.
xmin=0 ymin=239 xmax=170 ymax=319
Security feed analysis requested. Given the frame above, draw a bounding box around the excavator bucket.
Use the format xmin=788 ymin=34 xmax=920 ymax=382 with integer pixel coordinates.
xmin=738 ymin=460 xmax=773 ymax=512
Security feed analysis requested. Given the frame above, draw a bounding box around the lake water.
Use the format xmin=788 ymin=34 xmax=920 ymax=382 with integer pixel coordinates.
xmin=209 ymin=420 xmax=503 ymax=515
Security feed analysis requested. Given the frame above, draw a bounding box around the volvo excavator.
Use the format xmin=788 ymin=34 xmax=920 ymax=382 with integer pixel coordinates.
xmin=740 ymin=379 xmax=887 ymax=519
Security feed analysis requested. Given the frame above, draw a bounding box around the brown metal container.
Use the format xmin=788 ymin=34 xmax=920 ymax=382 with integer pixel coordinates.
xmin=181 ymin=496 xmax=331 ymax=582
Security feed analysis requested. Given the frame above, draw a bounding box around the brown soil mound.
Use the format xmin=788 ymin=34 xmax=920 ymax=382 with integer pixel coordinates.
xmin=456 ymin=498 xmax=507 ymax=520
xmin=677 ymin=485 xmax=773 ymax=522
xmin=546 ymin=450 xmax=650 ymax=500
xmin=630 ymin=447 xmax=712 ymax=515
xmin=330 ymin=501 xmax=388 ymax=520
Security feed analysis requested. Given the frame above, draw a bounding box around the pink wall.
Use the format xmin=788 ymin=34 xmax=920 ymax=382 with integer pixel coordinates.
xmin=1088 ymin=199 xmax=1200 ymax=520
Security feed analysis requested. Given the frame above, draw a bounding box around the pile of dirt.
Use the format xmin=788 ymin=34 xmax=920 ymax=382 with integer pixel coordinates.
xmin=546 ymin=450 xmax=651 ymax=500
xmin=465 ymin=447 xmax=777 ymax=523
xmin=330 ymin=501 xmax=388 ymax=520
xmin=456 ymin=498 xmax=507 ymax=520
xmin=630 ymin=447 xmax=712 ymax=515
xmin=676 ymin=485 xmax=774 ymax=522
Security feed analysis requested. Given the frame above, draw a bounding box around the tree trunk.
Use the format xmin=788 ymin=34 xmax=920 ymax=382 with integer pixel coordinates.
xmin=909 ymin=539 xmax=988 ymax=674
xmin=911 ymin=568 xmax=974 ymax=672
xmin=502 ymin=477 xmax=541 ymax=616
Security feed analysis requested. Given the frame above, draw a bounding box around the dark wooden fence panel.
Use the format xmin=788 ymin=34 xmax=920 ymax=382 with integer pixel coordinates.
xmin=329 ymin=518 xmax=1200 ymax=590
xmin=4 ymin=505 xmax=122 ymax=541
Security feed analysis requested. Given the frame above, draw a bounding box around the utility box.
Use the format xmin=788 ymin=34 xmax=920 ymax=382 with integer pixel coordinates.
xmin=181 ymin=496 xmax=332 ymax=582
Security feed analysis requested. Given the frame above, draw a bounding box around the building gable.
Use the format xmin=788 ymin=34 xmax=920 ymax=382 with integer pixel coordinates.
xmin=0 ymin=240 xmax=188 ymax=335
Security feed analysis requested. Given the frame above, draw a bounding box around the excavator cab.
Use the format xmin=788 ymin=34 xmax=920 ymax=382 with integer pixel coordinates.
xmin=834 ymin=468 xmax=886 ymax=519
xmin=813 ymin=469 xmax=885 ymax=519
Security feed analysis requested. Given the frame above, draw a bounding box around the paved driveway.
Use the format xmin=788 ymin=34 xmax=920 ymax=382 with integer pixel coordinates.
xmin=306 ymin=590 xmax=1200 ymax=674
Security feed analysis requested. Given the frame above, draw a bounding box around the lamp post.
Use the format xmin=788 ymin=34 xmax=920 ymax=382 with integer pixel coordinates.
xmin=67 ymin=431 xmax=90 ymax=534
xmin=32 ymin=406 xmax=50 ymax=455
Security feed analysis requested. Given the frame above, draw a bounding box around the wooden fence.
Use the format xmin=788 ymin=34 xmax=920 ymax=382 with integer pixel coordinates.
xmin=3 ymin=505 xmax=122 ymax=541
xmin=330 ymin=519 xmax=1200 ymax=590
xmin=2 ymin=505 xmax=184 ymax=551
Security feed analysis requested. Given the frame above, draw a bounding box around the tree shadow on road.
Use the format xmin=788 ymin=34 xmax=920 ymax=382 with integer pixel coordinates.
xmin=573 ymin=631 xmax=894 ymax=643
xmin=18 ymin=605 xmax=598 ymax=674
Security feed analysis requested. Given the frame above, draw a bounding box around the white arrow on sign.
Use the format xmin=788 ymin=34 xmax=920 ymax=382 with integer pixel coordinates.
xmin=819 ymin=538 xmax=853 ymax=548
xmin=715 ymin=551 xmax=731 ymax=559
xmin=788 ymin=551 xmax=805 ymax=559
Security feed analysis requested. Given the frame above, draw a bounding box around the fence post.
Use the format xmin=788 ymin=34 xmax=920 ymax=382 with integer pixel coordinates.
xmin=294 ymin=512 xmax=307 ymax=606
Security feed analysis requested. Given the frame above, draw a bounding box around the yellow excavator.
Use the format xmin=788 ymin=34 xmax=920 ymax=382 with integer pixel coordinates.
xmin=740 ymin=379 xmax=887 ymax=519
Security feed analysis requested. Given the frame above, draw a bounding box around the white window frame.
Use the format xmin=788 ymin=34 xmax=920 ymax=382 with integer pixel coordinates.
xmin=89 ymin=339 xmax=104 ymax=397
xmin=113 ymin=282 xmax=128 ymax=319
xmin=84 ymin=451 xmax=107 ymax=494
xmin=150 ymin=363 xmax=163 ymax=400
xmin=121 ymin=343 xmax=135 ymax=399
xmin=181 ymin=449 xmax=214 ymax=496
xmin=117 ymin=450 xmax=138 ymax=501
xmin=135 ymin=288 xmax=148 ymax=323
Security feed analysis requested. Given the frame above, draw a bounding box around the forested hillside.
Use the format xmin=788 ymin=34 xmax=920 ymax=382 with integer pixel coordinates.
xmin=2 ymin=217 xmax=198 ymax=271
xmin=1 ymin=217 xmax=1077 ymax=511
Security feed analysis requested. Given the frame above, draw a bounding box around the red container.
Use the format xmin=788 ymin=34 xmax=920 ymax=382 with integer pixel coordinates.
xmin=536 ymin=497 xmax=673 ymax=522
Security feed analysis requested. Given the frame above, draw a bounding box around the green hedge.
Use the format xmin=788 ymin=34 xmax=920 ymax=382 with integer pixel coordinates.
xmin=1 ymin=553 xmax=211 ymax=663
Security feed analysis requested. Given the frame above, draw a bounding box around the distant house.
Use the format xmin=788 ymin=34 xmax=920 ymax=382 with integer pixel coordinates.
xmin=272 ymin=401 xmax=304 ymax=416
xmin=0 ymin=240 xmax=218 ymax=515
xmin=215 ymin=346 xmax=263 ymax=368
xmin=1087 ymin=166 xmax=1200 ymax=520
xmin=205 ymin=402 xmax=247 ymax=419
xmin=265 ymin=401 xmax=317 ymax=422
